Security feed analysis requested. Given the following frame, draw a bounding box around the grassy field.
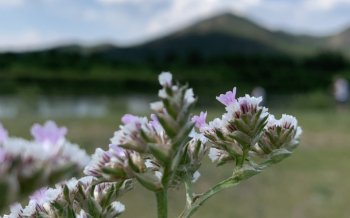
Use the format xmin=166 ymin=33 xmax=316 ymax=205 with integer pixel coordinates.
xmin=1 ymin=108 xmax=350 ymax=218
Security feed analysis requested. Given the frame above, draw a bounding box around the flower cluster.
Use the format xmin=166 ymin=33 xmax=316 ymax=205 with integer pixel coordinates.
xmin=85 ymin=72 xmax=205 ymax=191
xmin=0 ymin=121 xmax=90 ymax=210
xmin=193 ymin=88 xmax=302 ymax=167
xmin=2 ymin=176 xmax=129 ymax=218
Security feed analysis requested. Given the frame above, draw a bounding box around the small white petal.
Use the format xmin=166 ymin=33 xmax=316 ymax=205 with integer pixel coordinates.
xmin=158 ymin=72 xmax=172 ymax=87
xmin=208 ymin=148 xmax=220 ymax=162
xmin=192 ymin=171 xmax=201 ymax=183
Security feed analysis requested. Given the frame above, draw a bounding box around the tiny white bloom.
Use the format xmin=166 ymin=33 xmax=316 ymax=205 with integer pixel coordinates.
xmin=208 ymin=148 xmax=220 ymax=162
xmin=111 ymin=201 xmax=125 ymax=214
xmin=158 ymin=72 xmax=172 ymax=87
xmin=192 ymin=171 xmax=201 ymax=183
xmin=184 ymin=88 xmax=195 ymax=104
xmin=150 ymin=101 xmax=164 ymax=112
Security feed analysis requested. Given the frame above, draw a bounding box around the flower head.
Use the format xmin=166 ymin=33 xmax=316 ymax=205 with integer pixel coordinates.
xmin=29 ymin=187 xmax=48 ymax=205
xmin=280 ymin=114 xmax=297 ymax=129
xmin=185 ymin=88 xmax=195 ymax=104
xmin=121 ymin=114 xmax=140 ymax=124
xmin=159 ymin=72 xmax=172 ymax=87
xmin=30 ymin=120 xmax=67 ymax=145
xmin=216 ymin=87 xmax=237 ymax=106
xmin=192 ymin=112 xmax=207 ymax=129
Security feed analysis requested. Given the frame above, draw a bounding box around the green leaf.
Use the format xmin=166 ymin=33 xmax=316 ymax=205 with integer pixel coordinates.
xmin=101 ymin=167 xmax=127 ymax=179
xmin=232 ymin=119 xmax=250 ymax=134
xmin=82 ymin=197 xmax=102 ymax=217
xmin=171 ymin=147 xmax=185 ymax=173
xmin=113 ymin=180 xmax=124 ymax=197
xmin=279 ymin=126 xmax=294 ymax=145
xmin=217 ymin=142 xmax=241 ymax=158
xmin=228 ymin=131 xmax=251 ymax=148
xmin=250 ymin=108 xmax=263 ymax=128
xmin=140 ymin=128 xmax=152 ymax=143
xmin=193 ymin=140 xmax=202 ymax=158
xmin=63 ymin=185 xmax=70 ymax=202
xmin=148 ymin=144 xmax=170 ymax=164
xmin=135 ymin=173 xmax=164 ymax=191
xmin=252 ymin=115 xmax=268 ymax=138
xmin=251 ymin=132 xmax=264 ymax=146
xmin=179 ymin=143 xmax=190 ymax=165
xmin=127 ymin=155 xmax=141 ymax=173
xmin=171 ymin=122 xmax=195 ymax=153
xmin=62 ymin=206 xmax=76 ymax=218
xmin=51 ymin=201 xmax=64 ymax=211
xmin=241 ymin=114 xmax=250 ymax=127
xmin=156 ymin=114 xmax=177 ymax=138
xmin=204 ymin=134 xmax=217 ymax=142
xmin=76 ymin=183 xmax=87 ymax=202
xmin=165 ymin=86 xmax=173 ymax=97
xmin=162 ymin=98 xmax=178 ymax=120
xmin=216 ymin=155 xmax=235 ymax=167
xmin=265 ymin=131 xmax=277 ymax=149
xmin=276 ymin=126 xmax=282 ymax=137
xmin=215 ymin=129 xmax=226 ymax=141
xmin=259 ymin=149 xmax=292 ymax=169
xmin=100 ymin=184 xmax=115 ymax=209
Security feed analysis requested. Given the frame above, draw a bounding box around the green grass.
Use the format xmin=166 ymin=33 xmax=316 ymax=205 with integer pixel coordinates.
xmin=1 ymin=109 xmax=350 ymax=218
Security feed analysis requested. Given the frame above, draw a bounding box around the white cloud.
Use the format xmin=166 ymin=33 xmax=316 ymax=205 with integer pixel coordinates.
xmin=145 ymin=0 xmax=261 ymax=36
xmin=0 ymin=29 xmax=42 ymax=51
xmin=303 ymin=0 xmax=350 ymax=11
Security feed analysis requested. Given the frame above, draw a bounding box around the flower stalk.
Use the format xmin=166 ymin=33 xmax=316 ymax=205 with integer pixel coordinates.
xmin=156 ymin=189 xmax=168 ymax=218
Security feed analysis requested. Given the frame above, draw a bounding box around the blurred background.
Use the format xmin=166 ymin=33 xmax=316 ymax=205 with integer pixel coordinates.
xmin=1 ymin=0 xmax=350 ymax=217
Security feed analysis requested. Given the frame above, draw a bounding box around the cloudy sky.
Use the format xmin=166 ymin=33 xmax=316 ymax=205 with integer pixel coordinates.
xmin=1 ymin=0 xmax=350 ymax=51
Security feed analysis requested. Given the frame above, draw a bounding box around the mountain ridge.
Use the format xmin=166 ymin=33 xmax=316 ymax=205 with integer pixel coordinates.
xmin=4 ymin=13 xmax=350 ymax=59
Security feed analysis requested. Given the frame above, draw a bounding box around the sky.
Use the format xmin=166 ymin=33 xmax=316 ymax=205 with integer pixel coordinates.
xmin=1 ymin=0 xmax=350 ymax=51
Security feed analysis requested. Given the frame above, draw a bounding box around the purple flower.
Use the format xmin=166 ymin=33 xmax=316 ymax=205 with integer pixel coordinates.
xmin=121 ymin=114 xmax=139 ymax=124
xmin=29 ymin=187 xmax=47 ymax=204
xmin=216 ymin=87 xmax=237 ymax=106
xmin=192 ymin=112 xmax=207 ymax=129
xmin=109 ymin=144 xmax=128 ymax=157
xmin=31 ymin=120 xmax=67 ymax=145
xmin=0 ymin=123 xmax=9 ymax=144
xmin=149 ymin=114 xmax=160 ymax=128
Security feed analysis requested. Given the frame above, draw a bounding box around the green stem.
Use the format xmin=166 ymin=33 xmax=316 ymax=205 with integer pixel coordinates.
xmin=156 ymin=189 xmax=168 ymax=218
xmin=179 ymin=166 xmax=260 ymax=218
xmin=183 ymin=174 xmax=194 ymax=209
xmin=236 ymin=149 xmax=248 ymax=166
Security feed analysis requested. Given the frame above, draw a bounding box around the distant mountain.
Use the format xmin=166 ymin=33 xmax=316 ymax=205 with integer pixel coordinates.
xmin=5 ymin=13 xmax=350 ymax=59
xmin=98 ymin=13 xmax=343 ymax=61
xmin=328 ymin=27 xmax=350 ymax=53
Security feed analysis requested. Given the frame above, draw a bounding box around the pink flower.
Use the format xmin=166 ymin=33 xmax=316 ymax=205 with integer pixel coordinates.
xmin=29 ymin=187 xmax=47 ymax=204
xmin=216 ymin=87 xmax=237 ymax=106
xmin=121 ymin=114 xmax=139 ymax=124
xmin=149 ymin=114 xmax=160 ymax=128
xmin=192 ymin=112 xmax=207 ymax=129
xmin=31 ymin=121 xmax=67 ymax=145
xmin=109 ymin=144 xmax=130 ymax=157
